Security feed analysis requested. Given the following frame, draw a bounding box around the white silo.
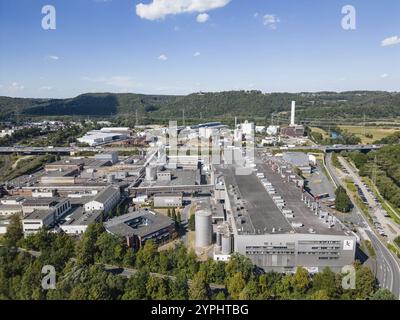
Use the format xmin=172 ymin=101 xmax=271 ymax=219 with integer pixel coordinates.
xmin=195 ymin=209 xmax=212 ymax=248
xmin=221 ymin=233 xmax=232 ymax=255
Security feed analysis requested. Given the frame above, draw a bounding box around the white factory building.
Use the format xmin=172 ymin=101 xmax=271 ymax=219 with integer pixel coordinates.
xmin=77 ymin=127 xmax=130 ymax=146
xmin=84 ymin=186 xmax=121 ymax=213
xmin=22 ymin=198 xmax=71 ymax=235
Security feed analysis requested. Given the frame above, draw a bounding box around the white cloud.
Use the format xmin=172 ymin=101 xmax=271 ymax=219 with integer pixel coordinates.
xmin=158 ymin=54 xmax=168 ymax=61
xmin=380 ymin=73 xmax=389 ymax=78
xmin=136 ymin=0 xmax=231 ymax=20
xmin=381 ymin=35 xmax=400 ymax=47
xmin=263 ymin=14 xmax=280 ymax=30
xmin=193 ymin=52 xmax=201 ymax=57
xmin=253 ymin=12 xmax=259 ymax=18
xmin=196 ymin=13 xmax=209 ymax=23
xmin=47 ymin=55 xmax=59 ymax=60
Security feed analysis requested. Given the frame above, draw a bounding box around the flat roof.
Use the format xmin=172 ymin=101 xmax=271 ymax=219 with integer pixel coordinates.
xmin=257 ymin=157 xmax=347 ymax=236
xmin=104 ymin=210 xmax=174 ymax=238
xmin=153 ymin=193 xmax=183 ymax=198
xmin=218 ymin=158 xmax=347 ymax=236
xmin=24 ymin=209 xmax=54 ymax=220
xmin=22 ymin=197 xmax=69 ymax=207
xmin=91 ymin=186 xmax=119 ymax=204
xmin=46 ymin=159 xmax=84 ymax=166
xmin=0 ymin=204 xmax=22 ymax=211
xmin=219 ymin=165 xmax=292 ymax=235
xmin=61 ymin=206 xmax=102 ymax=226
xmin=140 ymin=169 xmax=199 ymax=188
xmin=282 ymin=152 xmax=310 ymax=167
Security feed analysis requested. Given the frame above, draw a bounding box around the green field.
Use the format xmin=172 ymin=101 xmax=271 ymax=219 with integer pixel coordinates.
xmin=338 ymin=125 xmax=400 ymax=144
xmin=310 ymin=127 xmax=330 ymax=139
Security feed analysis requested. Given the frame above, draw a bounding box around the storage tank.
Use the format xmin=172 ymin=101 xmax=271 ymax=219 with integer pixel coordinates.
xmin=145 ymin=166 xmax=157 ymax=181
xmin=195 ymin=209 xmax=212 ymax=247
xmin=221 ymin=233 xmax=232 ymax=255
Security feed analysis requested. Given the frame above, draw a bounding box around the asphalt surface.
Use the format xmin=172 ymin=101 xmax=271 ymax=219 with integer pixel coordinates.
xmin=325 ymin=153 xmax=400 ymax=299
xmin=338 ymin=156 xmax=400 ymax=241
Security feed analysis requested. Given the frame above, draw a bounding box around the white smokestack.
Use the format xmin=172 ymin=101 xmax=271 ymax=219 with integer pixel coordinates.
xmin=290 ymin=101 xmax=296 ymax=126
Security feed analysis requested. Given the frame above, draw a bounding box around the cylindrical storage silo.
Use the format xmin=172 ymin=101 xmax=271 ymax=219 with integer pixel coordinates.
xmin=221 ymin=233 xmax=232 ymax=255
xmin=195 ymin=209 xmax=212 ymax=247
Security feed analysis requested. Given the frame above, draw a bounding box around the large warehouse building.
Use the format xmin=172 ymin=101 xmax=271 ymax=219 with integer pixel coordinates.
xmin=215 ymin=161 xmax=356 ymax=273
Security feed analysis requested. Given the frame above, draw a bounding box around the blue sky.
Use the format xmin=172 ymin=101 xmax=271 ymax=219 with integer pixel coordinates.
xmin=0 ymin=0 xmax=399 ymax=98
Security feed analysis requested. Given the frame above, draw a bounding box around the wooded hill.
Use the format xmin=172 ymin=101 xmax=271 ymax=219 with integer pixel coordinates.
xmin=1 ymin=91 xmax=399 ymax=121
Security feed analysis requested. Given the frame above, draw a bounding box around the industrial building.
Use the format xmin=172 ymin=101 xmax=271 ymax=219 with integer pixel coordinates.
xmin=94 ymin=152 xmax=119 ymax=164
xmin=104 ymin=209 xmax=176 ymax=249
xmin=77 ymin=128 xmax=129 ymax=146
xmin=60 ymin=207 xmax=103 ymax=235
xmin=0 ymin=196 xmax=25 ymax=216
xmin=282 ymin=152 xmax=312 ymax=174
xmin=22 ymin=198 xmax=71 ymax=234
xmin=280 ymin=101 xmax=305 ymax=138
xmin=213 ymin=159 xmax=356 ymax=273
xmin=84 ymin=186 xmax=121 ymax=213
xmin=153 ymin=193 xmax=183 ymax=208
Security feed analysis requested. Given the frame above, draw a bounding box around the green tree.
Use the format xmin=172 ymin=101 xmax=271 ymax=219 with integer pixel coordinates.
xmin=227 ymin=272 xmax=246 ymax=300
xmin=238 ymin=279 xmax=260 ymax=300
xmin=370 ymin=288 xmax=396 ymax=300
xmin=189 ymin=271 xmax=210 ymax=300
xmin=123 ymin=249 xmax=136 ymax=268
xmin=312 ymin=267 xmax=339 ymax=298
xmin=335 ymin=186 xmax=352 ymax=213
xmin=354 ymin=266 xmax=377 ymax=299
xmin=290 ymin=267 xmax=310 ymax=297
xmin=75 ymin=223 xmax=104 ymax=267
xmin=225 ymin=253 xmax=253 ymax=282
xmin=170 ymin=273 xmax=189 ymax=300
xmin=146 ymin=276 xmax=170 ymax=300
xmin=135 ymin=240 xmax=159 ymax=272
xmin=122 ymin=270 xmax=149 ymax=300
xmin=308 ymin=289 xmax=330 ymax=300
xmin=3 ymin=214 xmax=23 ymax=248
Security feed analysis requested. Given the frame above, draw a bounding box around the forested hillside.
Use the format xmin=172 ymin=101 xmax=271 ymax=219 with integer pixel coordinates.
xmin=1 ymin=91 xmax=399 ymax=121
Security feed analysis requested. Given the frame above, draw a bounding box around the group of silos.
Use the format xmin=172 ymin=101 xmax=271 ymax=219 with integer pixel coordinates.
xmin=194 ymin=206 xmax=233 ymax=254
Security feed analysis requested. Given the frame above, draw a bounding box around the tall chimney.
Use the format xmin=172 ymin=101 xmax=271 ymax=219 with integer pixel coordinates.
xmin=290 ymin=101 xmax=296 ymax=126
